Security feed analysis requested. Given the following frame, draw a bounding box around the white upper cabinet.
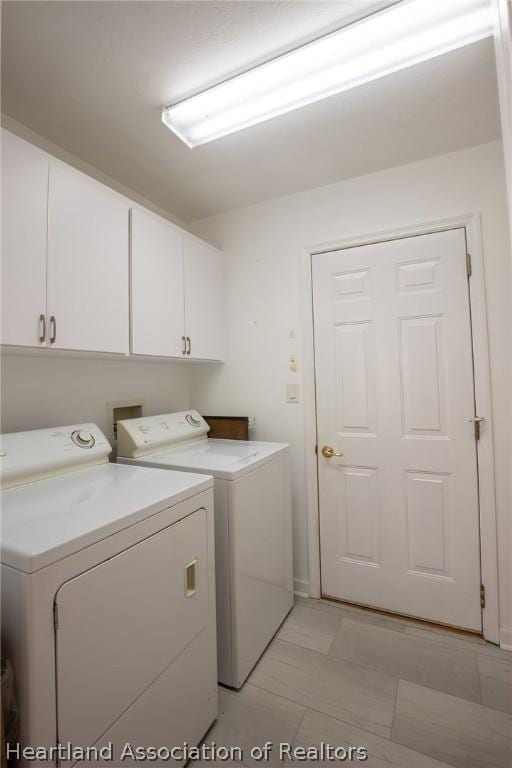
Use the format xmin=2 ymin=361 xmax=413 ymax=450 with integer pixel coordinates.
xmin=184 ymin=234 xmax=225 ymax=361
xmin=1 ymin=131 xmax=49 ymax=347
xmin=130 ymin=207 xmax=185 ymax=357
xmin=47 ymin=162 xmax=130 ymax=353
xmin=130 ymin=217 xmax=225 ymax=361
xmin=1 ymin=129 xmax=224 ymax=361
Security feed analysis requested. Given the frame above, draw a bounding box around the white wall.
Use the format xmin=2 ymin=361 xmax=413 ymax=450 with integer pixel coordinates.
xmin=1 ymin=353 xmax=191 ymax=447
xmin=190 ymin=141 xmax=512 ymax=640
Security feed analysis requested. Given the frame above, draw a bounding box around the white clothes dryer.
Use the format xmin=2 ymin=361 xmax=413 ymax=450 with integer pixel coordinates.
xmin=0 ymin=423 xmax=217 ymax=767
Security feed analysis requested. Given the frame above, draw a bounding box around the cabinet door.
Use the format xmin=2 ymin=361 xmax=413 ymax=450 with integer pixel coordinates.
xmin=47 ymin=162 xmax=129 ymax=353
xmin=1 ymin=130 xmax=48 ymax=347
xmin=184 ymin=234 xmax=225 ymax=361
xmin=131 ymin=207 xmax=185 ymax=357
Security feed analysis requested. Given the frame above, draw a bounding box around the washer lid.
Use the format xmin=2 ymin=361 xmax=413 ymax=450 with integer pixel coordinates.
xmin=0 ymin=463 xmax=212 ymax=573
xmin=130 ymin=438 xmax=289 ymax=481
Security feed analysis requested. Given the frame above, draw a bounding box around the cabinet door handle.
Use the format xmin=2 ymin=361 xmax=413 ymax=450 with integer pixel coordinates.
xmin=49 ymin=315 xmax=57 ymax=344
xmin=182 ymin=335 xmax=186 ymax=355
xmin=38 ymin=314 xmax=46 ymax=343
xmin=185 ymin=559 xmax=198 ymax=598
xmin=186 ymin=336 xmax=191 ymax=356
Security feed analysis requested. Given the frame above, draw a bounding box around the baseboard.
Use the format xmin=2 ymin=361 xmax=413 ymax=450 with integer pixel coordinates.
xmin=499 ymin=627 xmax=512 ymax=651
xmin=294 ymin=577 xmax=310 ymax=598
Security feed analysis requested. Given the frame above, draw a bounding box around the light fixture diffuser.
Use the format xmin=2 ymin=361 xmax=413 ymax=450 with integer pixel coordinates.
xmin=162 ymin=0 xmax=493 ymax=148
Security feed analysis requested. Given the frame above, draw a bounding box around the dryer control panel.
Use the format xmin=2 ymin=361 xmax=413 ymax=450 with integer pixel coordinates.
xmin=0 ymin=424 xmax=111 ymax=490
xmin=117 ymin=410 xmax=210 ymax=459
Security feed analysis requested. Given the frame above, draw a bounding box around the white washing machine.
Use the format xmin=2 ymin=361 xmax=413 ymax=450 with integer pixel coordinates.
xmin=0 ymin=423 xmax=217 ymax=767
xmin=117 ymin=410 xmax=294 ymax=689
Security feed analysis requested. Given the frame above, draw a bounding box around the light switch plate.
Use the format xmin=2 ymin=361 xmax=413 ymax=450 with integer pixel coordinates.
xmin=287 ymin=383 xmax=299 ymax=403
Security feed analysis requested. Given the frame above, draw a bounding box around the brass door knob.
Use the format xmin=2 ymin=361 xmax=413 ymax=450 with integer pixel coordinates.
xmin=321 ymin=445 xmax=343 ymax=458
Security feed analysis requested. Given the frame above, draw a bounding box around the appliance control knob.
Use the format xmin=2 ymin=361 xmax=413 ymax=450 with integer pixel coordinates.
xmin=71 ymin=430 xmax=96 ymax=448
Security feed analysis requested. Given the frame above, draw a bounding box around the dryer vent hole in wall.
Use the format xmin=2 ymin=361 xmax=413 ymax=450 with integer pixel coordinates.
xmin=112 ymin=403 xmax=143 ymax=441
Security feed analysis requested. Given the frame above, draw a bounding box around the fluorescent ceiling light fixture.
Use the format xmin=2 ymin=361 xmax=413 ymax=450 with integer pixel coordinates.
xmin=162 ymin=0 xmax=493 ymax=148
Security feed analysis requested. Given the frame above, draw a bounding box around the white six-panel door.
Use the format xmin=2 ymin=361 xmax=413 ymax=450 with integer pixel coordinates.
xmin=313 ymin=229 xmax=482 ymax=630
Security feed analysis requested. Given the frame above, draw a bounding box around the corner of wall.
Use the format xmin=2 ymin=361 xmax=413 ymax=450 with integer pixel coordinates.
xmin=499 ymin=626 xmax=512 ymax=651
xmin=294 ymin=578 xmax=310 ymax=598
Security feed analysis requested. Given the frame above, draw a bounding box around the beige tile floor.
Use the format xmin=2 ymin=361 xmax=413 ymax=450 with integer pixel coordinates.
xmin=201 ymin=597 xmax=512 ymax=768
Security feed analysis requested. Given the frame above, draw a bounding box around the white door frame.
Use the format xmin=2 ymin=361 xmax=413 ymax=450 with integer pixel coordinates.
xmin=300 ymin=213 xmax=500 ymax=643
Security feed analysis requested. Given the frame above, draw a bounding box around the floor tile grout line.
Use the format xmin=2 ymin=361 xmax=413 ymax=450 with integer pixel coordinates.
xmin=326 ymin=613 xmax=344 ymax=655
xmin=275 ymin=635 xmax=481 ymax=707
xmin=390 ymin=677 xmax=400 ymax=738
xmin=327 ymin=650 xmax=481 ymax=706
xmin=292 ymin=702 xmax=459 ymax=768
xmin=246 ymin=678 xmax=394 ymax=744
xmin=290 ymin=706 xmax=308 ymax=747
xmin=276 ymin=635 xmax=335 ymax=656
xmin=278 ymin=614 xmax=343 ymax=656
xmin=270 ymin=636 xmax=392 ymax=682
xmin=473 ymin=650 xmax=484 ymax=705
xmin=247 ymin=676 xmax=506 ymax=768
xmin=327 ymin=625 xmax=483 ymax=704
xmin=251 ymin=636 xmax=510 ymax=730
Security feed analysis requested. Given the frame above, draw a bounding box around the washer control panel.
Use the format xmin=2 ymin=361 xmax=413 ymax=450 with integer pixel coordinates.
xmin=117 ymin=410 xmax=210 ymax=459
xmin=71 ymin=430 xmax=96 ymax=449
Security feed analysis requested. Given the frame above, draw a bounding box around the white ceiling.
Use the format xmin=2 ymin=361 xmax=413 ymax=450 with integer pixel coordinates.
xmin=1 ymin=1 xmax=501 ymax=222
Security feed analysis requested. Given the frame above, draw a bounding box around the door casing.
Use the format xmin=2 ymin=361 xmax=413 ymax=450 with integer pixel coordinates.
xmin=299 ymin=213 xmax=499 ymax=643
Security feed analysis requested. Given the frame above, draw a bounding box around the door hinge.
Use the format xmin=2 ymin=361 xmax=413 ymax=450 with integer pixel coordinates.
xmin=466 ymin=253 xmax=472 ymax=277
xmin=470 ymin=416 xmax=484 ymax=440
xmin=53 ymin=602 xmax=59 ymax=631
xmin=480 ymin=584 xmax=486 ymax=609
